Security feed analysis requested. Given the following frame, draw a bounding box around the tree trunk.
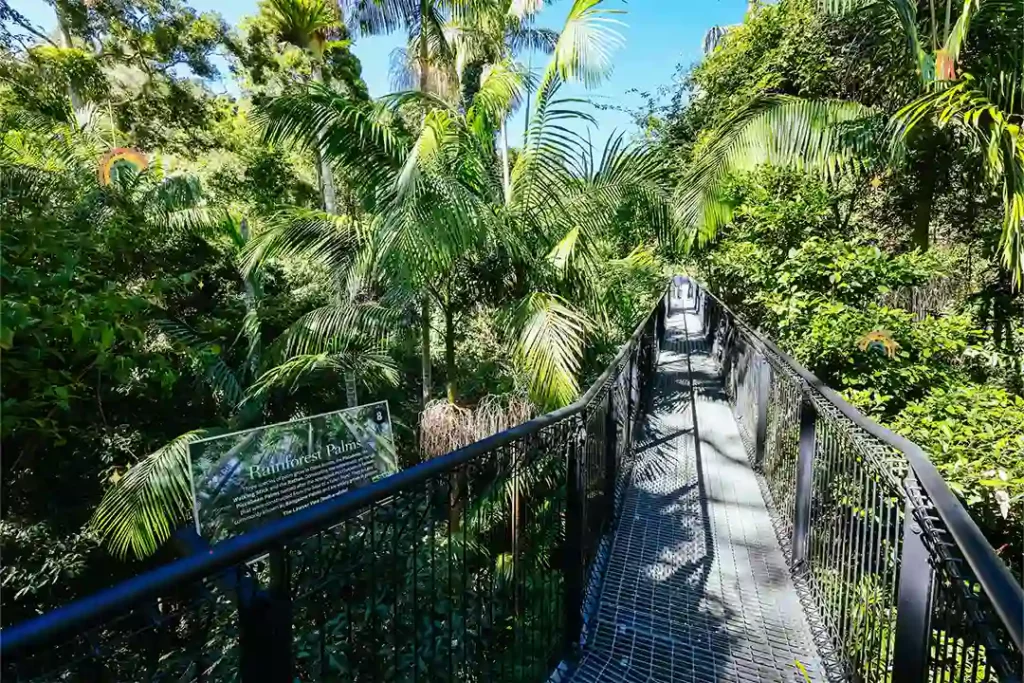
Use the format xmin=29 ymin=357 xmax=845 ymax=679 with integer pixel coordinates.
xmin=500 ymin=117 xmax=512 ymax=205
xmin=55 ymin=8 xmax=85 ymax=121
xmin=239 ymin=218 xmax=260 ymax=381
xmin=418 ymin=6 xmax=433 ymax=409
xmin=310 ymin=63 xmax=339 ymax=216
xmin=421 ymin=296 xmax=432 ymax=406
xmin=312 ymin=61 xmax=351 ymax=401
xmin=418 ymin=1 xmax=430 ymax=94
xmin=345 ymin=375 xmax=359 ymax=407
xmin=912 ymin=143 xmax=938 ymax=252
xmin=444 ymin=304 xmax=456 ymax=403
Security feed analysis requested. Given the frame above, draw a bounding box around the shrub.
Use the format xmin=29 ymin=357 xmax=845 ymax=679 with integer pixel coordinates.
xmin=773 ymin=301 xmax=980 ymax=417
xmin=891 ymin=385 xmax=1024 ymax=575
xmin=768 ymin=236 xmax=942 ymax=307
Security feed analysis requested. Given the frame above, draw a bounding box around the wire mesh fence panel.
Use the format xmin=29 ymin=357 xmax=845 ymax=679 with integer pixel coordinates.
xmin=2 ymin=572 xmax=243 ymax=682
xmin=803 ymin=406 xmax=904 ymax=683
xmin=693 ymin=280 xmax=1022 ymax=683
xmin=760 ymin=362 xmax=802 ymax=540
xmin=908 ymin=479 xmax=1024 ymax=683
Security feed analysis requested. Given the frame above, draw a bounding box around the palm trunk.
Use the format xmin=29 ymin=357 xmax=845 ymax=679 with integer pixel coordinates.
xmin=312 ymin=61 xmax=352 ymax=402
xmin=421 ymin=296 xmax=432 ymax=405
xmin=418 ymin=9 xmax=434 ymax=409
xmin=444 ymin=304 xmax=456 ymax=403
xmin=239 ymin=218 xmax=260 ymax=378
xmin=56 ymin=8 xmax=85 ymax=120
xmin=500 ymin=118 xmax=512 ymax=205
xmin=345 ymin=375 xmax=359 ymax=407
xmin=310 ymin=63 xmax=339 ymax=216
xmin=912 ymin=146 xmax=937 ymax=252
xmin=442 ymin=300 xmax=464 ymax=532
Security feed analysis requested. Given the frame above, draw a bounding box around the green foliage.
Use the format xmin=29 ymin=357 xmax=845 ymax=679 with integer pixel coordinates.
xmin=658 ymin=0 xmax=844 ymax=151
xmin=777 ymin=301 xmax=979 ymax=416
xmin=770 ymin=237 xmax=943 ymax=306
xmin=891 ymin=384 xmax=1024 ymax=572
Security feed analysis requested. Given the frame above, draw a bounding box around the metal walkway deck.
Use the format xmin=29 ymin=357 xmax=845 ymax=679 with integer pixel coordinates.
xmin=569 ymin=292 xmax=823 ymax=683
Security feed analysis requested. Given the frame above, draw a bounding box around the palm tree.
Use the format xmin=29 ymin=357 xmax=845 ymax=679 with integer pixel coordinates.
xmin=677 ymin=0 xmax=1024 ymax=286
xmin=252 ymin=0 xmax=673 ymax=410
xmin=341 ymin=0 xmax=463 ymax=406
xmin=90 ymin=209 xmax=398 ymax=559
xmin=263 ymin=0 xmax=344 ymax=215
xmin=442 ymin=0 xmax=562 ymax=201
xmin=263 ymin=0 xmax=376 ymax=403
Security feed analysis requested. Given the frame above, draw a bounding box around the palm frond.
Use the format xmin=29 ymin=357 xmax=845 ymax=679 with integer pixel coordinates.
xmin=275 ymin=300 xmax=401 ymax=357
xmin=466 ymin=59 xmax=529 ymax=138
xmin=91 ymin=430 xmax=215 ymax=560
xmin=508 ymin=292 xmax=586 ymax=409
xmin=339 ymin=0 xmax=420 ymax=37
xmin=941 ymin=0 xmax=980 ymax=76
xmin=164 ymin=207 xmax=245 ymax=248
xmin=264 ymin=0 xmax=340 ymax=55
xmin=240 ymin=206 xmax=363 ymax=276
xmin=546 ymin=0 xmax=625 ymax=89
xmin=507 ymin=26 xmax=559 ymax=55
xmin=257 ymin=85 xmax=407 ymax=191
xmin=153 ymin=320 xmax=246 ymax=408
xmin=396 ymin=108 xmax=461 ymax=200
xmin=894 ymin=73 xmax=1024 ymax=285
xmin=675 ymin=96 xmax=880 ymax=248
xmin=248 ymin=350 xmax=399 ymax=398
xmin=143 ymin=174 xmax=204 ymax=215
xmin=512 ymin=87 xmax=595 ymax=212
xmin=374 ymin=168 xmax=494 ymax=280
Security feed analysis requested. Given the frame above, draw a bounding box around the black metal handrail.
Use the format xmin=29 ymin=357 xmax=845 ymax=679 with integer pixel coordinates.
xmin=693 ymin=279 xmax=1023 ymax=649
xmin=687 ymin=276 xmax=1023 ymax=682
xmin=1 ymin=286 xmax=669 ymax=682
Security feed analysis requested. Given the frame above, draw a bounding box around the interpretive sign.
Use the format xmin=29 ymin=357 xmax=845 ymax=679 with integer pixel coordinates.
xmin=187 ymin=401 xmax=396 ymax=543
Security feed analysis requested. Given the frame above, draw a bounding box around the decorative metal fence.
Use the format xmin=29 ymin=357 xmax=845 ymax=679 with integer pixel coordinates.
xmin=691 ymin=279 xmax=1023 ymax=683
xmin=0 ymin=292 xmax=667 ymax=683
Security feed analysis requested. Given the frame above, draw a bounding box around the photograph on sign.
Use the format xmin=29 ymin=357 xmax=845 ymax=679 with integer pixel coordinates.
xmin=187 ymin=401 xmax=396 ymax=543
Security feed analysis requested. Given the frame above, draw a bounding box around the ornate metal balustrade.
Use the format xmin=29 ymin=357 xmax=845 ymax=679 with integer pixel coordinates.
xmin=0 ymin=290 xmax=667 ymax=683
xmin=692 ymin=280 xmax=1023 ymax=683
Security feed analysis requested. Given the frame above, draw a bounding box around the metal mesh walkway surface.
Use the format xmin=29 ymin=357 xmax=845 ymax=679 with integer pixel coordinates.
xmin=568 ymin=292 xmax=823 ymax=683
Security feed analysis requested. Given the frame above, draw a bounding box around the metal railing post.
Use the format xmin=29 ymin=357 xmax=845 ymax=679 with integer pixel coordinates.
xmin=754 ymin=355 xmax=770 ymax=468
xmin=892 ymin=490 xmax=935 ymax=683
xmin=238 ymin=549 xmax=292 ymax=683
xmin=657 ymin=293 xmax=667 ymax=348
xmin=604 ymin=390 xmax=618 ymax=523
xmin=793 ymin=398 xmax=816 ymax=566
xmin=563 ymin=418 xmax=585 ymax=653
xmin=624 ymin=351 xmax=636 ymax=454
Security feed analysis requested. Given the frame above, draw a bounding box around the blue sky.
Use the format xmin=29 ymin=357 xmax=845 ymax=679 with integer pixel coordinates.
xmin=12 ymin=0 xmax=749 ymax=147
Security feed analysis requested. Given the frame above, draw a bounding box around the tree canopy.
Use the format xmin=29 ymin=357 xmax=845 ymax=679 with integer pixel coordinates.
xmin=1 ymin=0 xmax=1021 ymax=632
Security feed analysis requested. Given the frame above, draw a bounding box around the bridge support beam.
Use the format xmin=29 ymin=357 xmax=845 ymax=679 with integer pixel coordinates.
xmin=792 ymin=398 xmax=816 ymax=566
xmin=892 ymin=492 xmax=935 ymax=683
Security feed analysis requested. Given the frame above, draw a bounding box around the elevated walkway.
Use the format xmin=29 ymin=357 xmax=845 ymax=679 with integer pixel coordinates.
xmin=4 ymin=280 xmax=1020 ymax=683
xmin=570 ymin=292 xmax=822 ymax=682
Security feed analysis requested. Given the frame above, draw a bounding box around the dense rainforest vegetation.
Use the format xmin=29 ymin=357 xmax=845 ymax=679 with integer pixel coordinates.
xmin=1 ymin=0 xmax=1021 ymax=633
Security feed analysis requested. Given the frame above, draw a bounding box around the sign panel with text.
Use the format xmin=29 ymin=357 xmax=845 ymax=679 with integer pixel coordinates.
xmin=187 ymin=401 xmax=396 ymax=544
